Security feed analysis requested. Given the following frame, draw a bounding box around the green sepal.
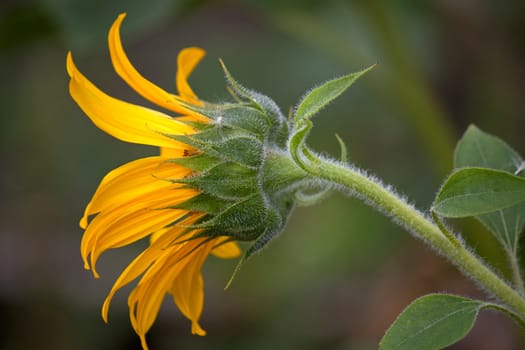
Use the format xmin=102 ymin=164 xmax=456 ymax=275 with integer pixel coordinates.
xmin=293 ymin=134 xmax=346 ymax=206
xmin=173 ymin=162 xmax=257 ymax=200
xmin=220 ymin=60 xmax=277 ymax=113
xmin=244 ymin=206 xmax=284 ymax=259
xmin=234 ymin=194 xmax=292 ymax=261
xmin=173 ymin=193 xmax=232 ymax=214
xmin=179 ymin=99 xmax=271 ymax=137
xmin=175 ymin=131 xmax=264 ymax=168
xmin=169 ymin=153 xmax=223 ymax=172
xmin=289 ymin=120 xmax=314 ymax=170
xmin=294 ymin=65 xmax=374 ymax=125
xmin=216 ymin=136 xmax=264 ymax=168
xmin=335 ymin=133 xmax=348 ymax=163
xmin=169 ymin=133 xmax=239 ymax=162
xmin=190 ymin=194 xmax=268 ymax=238
xmin=175 ymin=119 xmax=210 ymax=131
xmin=225 ymin=207 xmax=285 ymax=289
xmin=217 ymin=104 xmax=271 ymax=137
xmin=173 ymin=126 xmax=250 ymax=146
xmin=220 ymin=59 xmax=287 ymax=135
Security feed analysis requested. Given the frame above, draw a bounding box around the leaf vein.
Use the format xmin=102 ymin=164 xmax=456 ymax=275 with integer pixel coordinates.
xmin=390 ymin=302 xmax=479 ymax=350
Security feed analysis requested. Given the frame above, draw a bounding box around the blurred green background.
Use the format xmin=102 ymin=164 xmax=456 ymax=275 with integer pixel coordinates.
xmin=2 ymin=0 xmax=525 ymax=349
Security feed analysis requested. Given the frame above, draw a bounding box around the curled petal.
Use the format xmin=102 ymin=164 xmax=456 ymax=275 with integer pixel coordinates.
xmin=72 ymin=13 xmax=249 ymax=350
xmin=108 ymin=14 xmax=189 ymax=114
xmin=80 ymin=157 xmax=192 ymax=229
xmin=170 ymin=241 xmax=213 ymax=336
xmin=67 ymin=52 xmax=194 ymax=148
xmin=82 ymin=187 xmax=197 ymax=274
xmin=85 ymin=207 xmax=190 ymax=277
xmin=176 ymin=47 xmax=206 ymax=102
xmin=102 ymin=226 xmax=172 ymax=322
xmin=101 ymin=214 xmax=205 ymax=321
xmin=128 ymin=237 xmax=210 ymax=348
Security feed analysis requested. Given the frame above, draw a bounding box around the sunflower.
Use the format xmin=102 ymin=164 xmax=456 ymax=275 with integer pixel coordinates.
xmin=67 ymin=13 xmax=242 ymax=349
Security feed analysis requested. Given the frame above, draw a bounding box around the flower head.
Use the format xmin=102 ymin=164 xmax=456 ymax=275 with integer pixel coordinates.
xmin=68 ymin=13 xmax=313 ymax=349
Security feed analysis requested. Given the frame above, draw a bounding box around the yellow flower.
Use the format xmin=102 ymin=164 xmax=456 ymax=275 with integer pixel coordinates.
xmin=67 ymin=13 xmax=241 ymax=349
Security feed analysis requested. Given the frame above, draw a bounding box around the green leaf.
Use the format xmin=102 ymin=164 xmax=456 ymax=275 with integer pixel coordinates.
xmin=477 ymin=203 xmax=525 ymax=251
xmin=433 ymin=168 xmax=525 ymax=218
xmin=454 ymin=125 xmax=522 ymax=173
xmin=379 ymin=294 xmax=484 ymax=350
xmin=294 ymin=65 xmax=374 ymax=124
xmin=453 ymin=125 xmax=525 ymax=251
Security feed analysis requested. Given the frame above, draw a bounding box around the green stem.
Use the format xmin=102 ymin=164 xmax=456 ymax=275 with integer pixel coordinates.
xmin=300 ymin=154 xmax=525 ymax=321
xmin=484 ymin=302 xmax=525 ymax=329
xmin=507 ymin=248 xmax=525 ymax=296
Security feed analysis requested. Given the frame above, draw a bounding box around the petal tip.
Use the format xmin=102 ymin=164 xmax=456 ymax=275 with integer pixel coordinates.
xmin=140 ymin=335 xmax=150 ymax=350
xmin=191 ymin=322 xmax=207 ymax=336
xmin=79 ymin=216 xmax=87 ymax=229
xmin=101 ymin=299 xmax=111 ymax=323
xmin=113 ymin=13 xmax=126 ymax=30
xmin=66 ymin=51 xmax=75 ymax=77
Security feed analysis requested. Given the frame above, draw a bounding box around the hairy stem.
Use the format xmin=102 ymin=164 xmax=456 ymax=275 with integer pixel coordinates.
xmin=507 ymin=248 xmax=525 ymax=296
xmin=300 ymin=154 xmax=525 ymax=320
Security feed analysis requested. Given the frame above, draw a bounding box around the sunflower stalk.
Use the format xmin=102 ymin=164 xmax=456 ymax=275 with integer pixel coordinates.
xmin=288 ymin=81 xmax=525 ymax=324
xmin=290 ymin=141 xmax=525 ymax=321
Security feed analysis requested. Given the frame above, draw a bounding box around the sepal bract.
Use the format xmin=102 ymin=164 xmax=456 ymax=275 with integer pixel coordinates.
xmin=167 ymin=78 xmax=311 ymax=273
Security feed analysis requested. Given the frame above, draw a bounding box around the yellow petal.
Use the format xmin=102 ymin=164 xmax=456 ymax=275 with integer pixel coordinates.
xmin=211 ymin=239 xmax=242 ymax=259
xmin=102 ymin=226 xmax=173 ymax=322
xmin=88 ymin=208 xmax=191 ymax=275
xmin=170 ymin=240 xmax=213 ymax=336
xmin=67 ymin=52 xmax=194 ymax=148
xmin=108 ymin=13 xmax=194 ymax=115
xmin=82 ymin=187 xmax=197 ymax=276
xmin=160 ymin=147 xmax=186 ymax=158
xmin=102 ymin=216 xmax=204 ymax=322
xmin=80 ymin=157 xmax=192 ymax=229
xmin=129 ymin=238 xmax=207 ymax=340
xmin=81 ymin=189 xmax=169 ymax=258
xmin=81 ymin=189 xmax=195 ymax=254
xmin=176 ymin=47 xmax=206 ymax=102
xmin=130 ymin=261 xmax=173 ymax=341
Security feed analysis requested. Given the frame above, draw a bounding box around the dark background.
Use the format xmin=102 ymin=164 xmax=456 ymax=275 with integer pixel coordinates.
xmin=1 ymin=0 xmax=525 ymax=349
